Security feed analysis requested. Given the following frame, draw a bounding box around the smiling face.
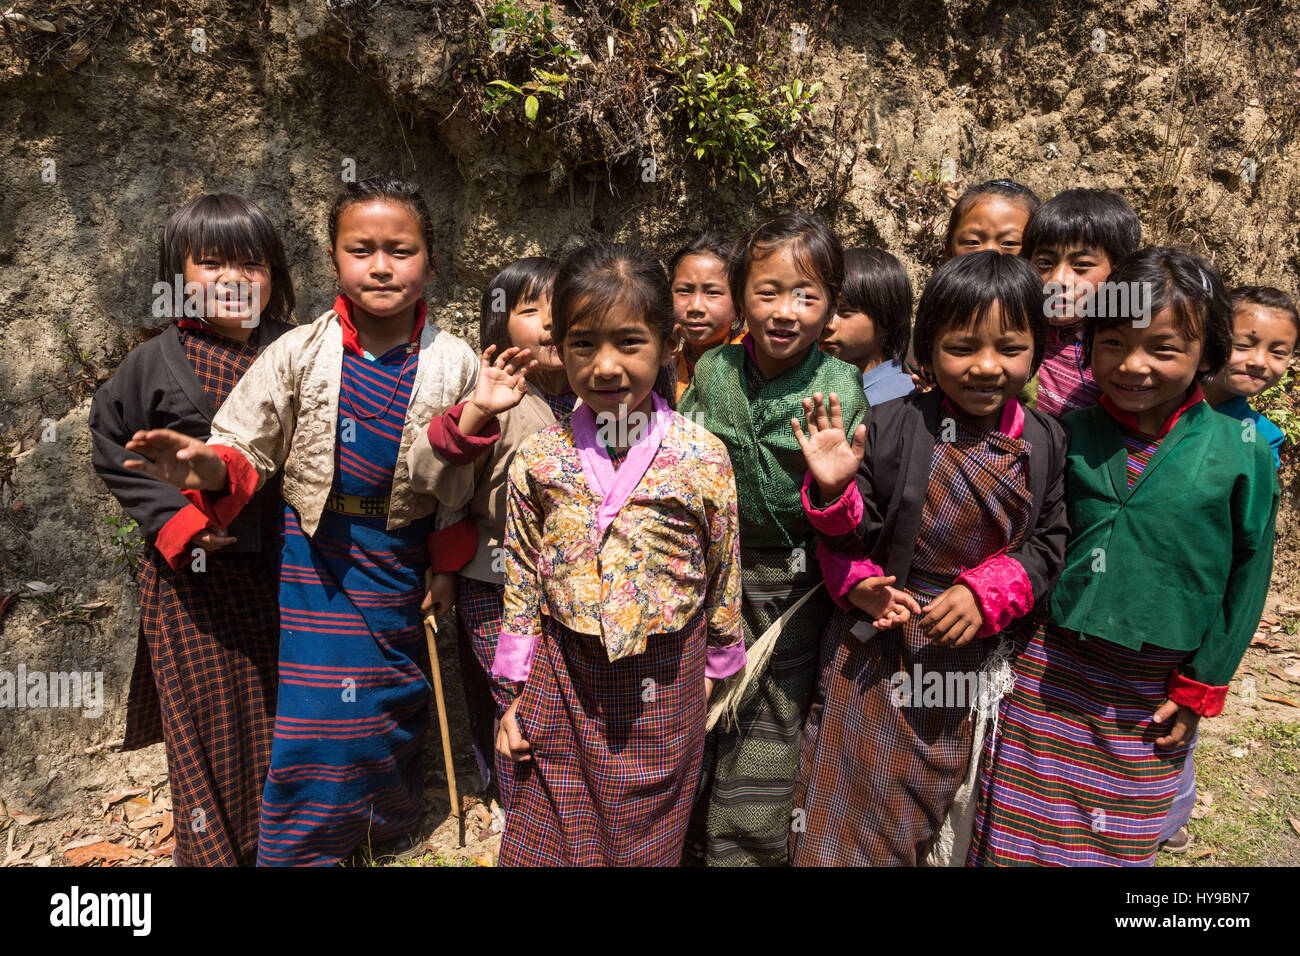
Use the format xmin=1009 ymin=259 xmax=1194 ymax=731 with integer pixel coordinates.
xmin=948 ymin=197 xmax=1031 ymax=258
xmin=1211 ymin=303 xmax=1297 ymax=400
xmin=820 ymin=305 xmax=883 ymax=373
xmin=330 ymin=200 xmax=432 ymax=323
xmin=741 ymin=243 xmax=833 ymax=378
xmin=1090 ymin=305 xmax=1209 ymax=433
xmin=1031 ymin=242 xmax=1113 ymax=327
xmin=182 ymin=250 xmax=273 ymax=341
xmin=672 ymin=253 xmax=736 ymax=354
xmin=929 ymin=303 xmax=1036 ymax=427
xmin=558 ymin=301 xmax=673 ymax=424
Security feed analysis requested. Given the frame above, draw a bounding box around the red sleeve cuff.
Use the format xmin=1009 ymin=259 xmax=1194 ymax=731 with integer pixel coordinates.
xmin=155 ymin=504 xmax=214 ymax=570
xmin=427 ymin=402 xmax=502 ymax=466
xmin=800 ymin=472 xmax=864 ymax=536
xmin=1167 ymin=670 xmax=1229 ymax=718
xmin=427 ymin=517 xmax=478 ymax=574
xmin=956 ymin=554 xmax=1034 ymax=638
xmin=188 ymin=445 xmax=260 ymax=528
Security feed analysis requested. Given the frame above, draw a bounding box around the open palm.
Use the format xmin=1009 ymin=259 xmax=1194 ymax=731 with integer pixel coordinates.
xmin=123 ymin=428 xmax=227 ymax=490
xmin=472 ymin=345 xmax=537 ymax=416
xmin=791 ymin=392 xmax=866 ymax=500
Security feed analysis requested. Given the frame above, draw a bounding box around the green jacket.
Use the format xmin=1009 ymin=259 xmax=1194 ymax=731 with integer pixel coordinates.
xmin=679 ymin=343 xmax=867 ymax=549
xmin=1049 ymin=400 xmax=1278 ymax=687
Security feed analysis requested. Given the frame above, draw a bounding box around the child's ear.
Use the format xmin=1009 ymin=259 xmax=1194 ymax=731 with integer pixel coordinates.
xmin=329 ymin=248 xmax=340 ymax=280
xmin=661 ymin=327 xmax=681 ymax=367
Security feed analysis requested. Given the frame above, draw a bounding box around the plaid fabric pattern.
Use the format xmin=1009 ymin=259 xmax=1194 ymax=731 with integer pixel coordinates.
xmin=541 ymin=389 xmax=577 ymax=422
xmin=125 ymin=327 xmax=277 ymax=867
xmin=132 ymin=551 xmax=279 ymax=866
xmin=967 ymin=621 xmax=1192 ymax=866
xmin=697 ymin=547 xmax=831 ymax=867
xmin=455 ymin=576 xmax=511 ymax=796
xmin=499 ymin=613 xmax=709 ymax=866
xmin=178 ymin=325 xmax=259 ymax=407
xmin=791 ymin=418 xmax=1032 ymax=866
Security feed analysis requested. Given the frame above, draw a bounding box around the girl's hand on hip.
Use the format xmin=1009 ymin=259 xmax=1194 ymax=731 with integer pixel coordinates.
xmin=920 ymin=583 xmax=984 ymax=647
xmin=1152 ymin=700 xmax=1200 ymax=750
xmin=496 ymin=698 xmax=532 ymax=763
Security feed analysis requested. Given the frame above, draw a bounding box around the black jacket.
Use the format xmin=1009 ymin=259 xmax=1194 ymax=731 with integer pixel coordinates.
xmin=89 ymin=321 xmax=293 ymax=555
xmin=818 ymin=388 xmax=1071 ymax=602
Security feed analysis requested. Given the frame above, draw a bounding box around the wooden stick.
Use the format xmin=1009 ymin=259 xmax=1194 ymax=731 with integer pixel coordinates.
xmin=423 ymin=614 xmax=463 ymax=848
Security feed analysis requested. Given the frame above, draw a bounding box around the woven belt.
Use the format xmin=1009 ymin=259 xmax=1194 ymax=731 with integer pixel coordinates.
xmin=324 ymin=491 xmax=391 ymax=517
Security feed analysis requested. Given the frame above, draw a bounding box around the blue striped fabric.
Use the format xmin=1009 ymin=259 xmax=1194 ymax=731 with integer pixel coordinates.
xmin=1118 ymin=426 xmax=1160 ymax=488
xmin=257 ymin=344 xmax=432 ymax=866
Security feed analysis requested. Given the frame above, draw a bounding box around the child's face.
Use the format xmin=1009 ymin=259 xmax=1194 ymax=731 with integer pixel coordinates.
xmin=506 ymin=294 xmax=564 ymax=374
xmin=820 ymin=305 xmax=882 ymax=373
xmin=1214 ymin=303 xmax=1297 ymax=398
xmin=948 ymin=197 xmax=1030 ymax=257
xmin=558 ymin=304 xmax=673 ymax=422
xmin=930 ymin=304 xmax=1035 ymax=427
xmin=741 ymin=244 xmax=832 ymax=376
xmin=330 ymin=200 xmax=432 ymax=321
xmin=1090 ymin=305 xmax=1209 ymax=428
xmin=183 ymin=250 xmax=272 ymax=332
xmin=673 ymin=253 xmax=735 ymax=350
xmin=1031 ymin=243 xmax=1112 ymax=327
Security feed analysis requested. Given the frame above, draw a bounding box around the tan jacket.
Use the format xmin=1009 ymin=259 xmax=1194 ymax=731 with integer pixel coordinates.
xmin=407 ymin=383 xmax=560 ymax=584
xmin=207 ymin=306 xmax=478 ymax=538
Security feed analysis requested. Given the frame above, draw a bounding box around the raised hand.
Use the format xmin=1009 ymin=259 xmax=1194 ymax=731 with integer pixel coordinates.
xmin=847 ymin=575 xmax=923 ymax=630
xmin=791 ymin=392 xmax=866 ymax=502
xmin=473 ymin=345 xmax=537 ymax=415
xmin=123 ymin=429 xmax=229 ymax=491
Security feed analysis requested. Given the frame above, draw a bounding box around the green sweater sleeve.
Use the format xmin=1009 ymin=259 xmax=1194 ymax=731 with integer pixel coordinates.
xmin=1181 ymin=457 xmax=1279 ymax=688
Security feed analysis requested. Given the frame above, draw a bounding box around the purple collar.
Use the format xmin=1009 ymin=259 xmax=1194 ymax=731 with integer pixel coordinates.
xmin=572 ymin=392 xmax=673 ymax=533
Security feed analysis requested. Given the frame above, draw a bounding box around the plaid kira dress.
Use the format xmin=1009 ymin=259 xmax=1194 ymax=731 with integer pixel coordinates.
xmin=127 ymin=324 xmax=281 ymax=867
xmin=792 ymin=411 xmax=1032 ymax=866
xmin=255 ymin=340 xmax=433 ymax=866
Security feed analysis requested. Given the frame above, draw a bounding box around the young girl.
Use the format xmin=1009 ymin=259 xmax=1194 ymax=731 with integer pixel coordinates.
xmin=490 ymin=243 xmax=745 ymax=866
xmin=406 ymin=256 xmax=570 ymax=798
xmin=944 ymin=179 xmax=1040 ymax=259
xmin=1021 ymin=188 xmax=1142 ymax=416
xmin=1158 ymin=284 xmax=1295 ymax=852
xmin=790 ymin=250 xmax=1069 ymax=866
xmin=89 ymin=193 xmax=296 ymax=866
xmin=668 ymin=231 xmax=741 ymax=400
xmin=819 ymin=247 xmax=915 ymax=405
xmin=122 ymin=176 xmax=483 ymax=866
xmin=678 ymin=211 xmax=868 ymax=867
xmin=968 ymin=248 xmax=1279 ymax=867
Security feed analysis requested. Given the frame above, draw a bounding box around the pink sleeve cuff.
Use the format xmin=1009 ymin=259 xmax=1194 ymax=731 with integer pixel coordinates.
xmin=427 ymin=402 xmax=502 ymax=466
xmin=800 ymin=472 xmax=864 ymax=537
xmin=816 ymin=539 xmax=885 ymax=611
xmin=492 ymin=630 xmax=540 ymax=683
xmin=190 ymin=445 xmax=260 ymax=528
xmin=705 ymin=637 xmax=747 ymax=680
xmin=155 ymin=503 xmax=214 ymax=570
xmin=956 ymin=554 xmax=1033 ymax=638
xmin=1167 ymin=670 xmax=1229 ymax=718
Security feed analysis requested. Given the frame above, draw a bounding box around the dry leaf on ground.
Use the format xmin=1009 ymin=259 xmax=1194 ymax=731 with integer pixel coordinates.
xmin=62 ymin=841 xmax=144 ymax=866
xmin=1261 ymin=694 xmax=1300 ymax=708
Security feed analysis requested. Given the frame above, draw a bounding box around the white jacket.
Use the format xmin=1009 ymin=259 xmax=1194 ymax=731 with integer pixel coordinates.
xmin=207 ymin=306 xmax=477 ymax=538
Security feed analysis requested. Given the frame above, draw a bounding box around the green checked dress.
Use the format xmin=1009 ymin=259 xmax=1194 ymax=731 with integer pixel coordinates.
xmin=679 ymin=340 xmax=867 ymax=866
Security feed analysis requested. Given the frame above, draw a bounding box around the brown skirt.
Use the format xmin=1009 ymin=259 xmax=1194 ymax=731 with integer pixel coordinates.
xmin=126 ymin=548 xmax=279 ymax=866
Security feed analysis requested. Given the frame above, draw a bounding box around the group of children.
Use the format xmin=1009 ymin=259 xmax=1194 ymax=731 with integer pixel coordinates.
xmin=89 ymin=172 xmax=1291 ymax=867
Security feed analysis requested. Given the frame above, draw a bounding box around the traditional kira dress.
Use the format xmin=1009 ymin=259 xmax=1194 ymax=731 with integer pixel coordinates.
xmin=793 ymin=399 xmax=1052 ymax=866
xmin=255 ymin=326 xmax=435 ymax=865
xmin=968 ymin=388 xmax=1278 ymax=866
xmin=89 ymin=318 xmax=290 ymax=866
xmin=678 ymin=337 xmax=868 ymax=866
xmin=491 ymin=393 xmax=745 ymax=866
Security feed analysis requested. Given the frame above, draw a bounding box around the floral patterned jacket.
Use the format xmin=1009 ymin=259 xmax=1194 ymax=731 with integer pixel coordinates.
xmin=492 ymin=393 xmax=746 ymax=684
